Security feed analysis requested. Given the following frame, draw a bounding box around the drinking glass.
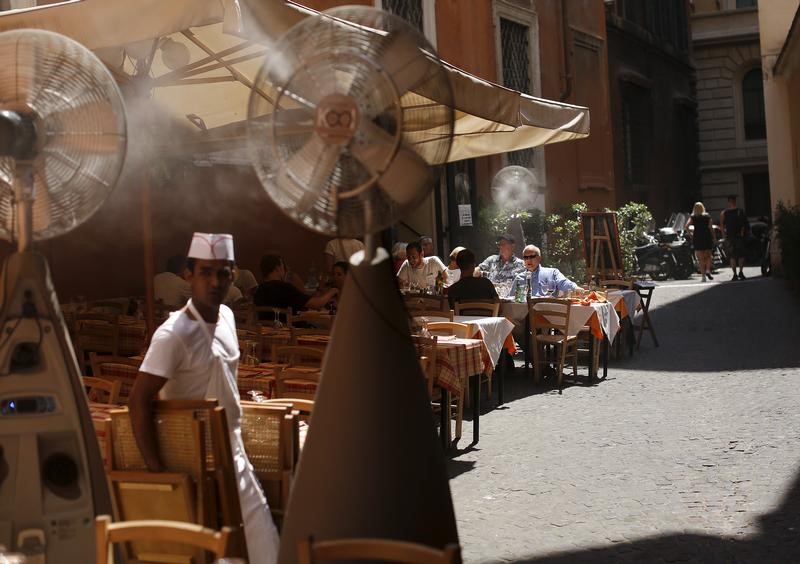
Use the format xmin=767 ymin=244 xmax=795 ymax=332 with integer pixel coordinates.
xmin=246 ymin=341 xmax=259 ymax=366
xmin=541 ymin=280 xmax=555 ymax=297
xmin=272 ymin=310 xmax=283 ymax=329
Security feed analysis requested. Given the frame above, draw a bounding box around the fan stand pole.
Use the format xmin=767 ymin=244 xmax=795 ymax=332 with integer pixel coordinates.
xmin=362 ymin=203 xmax=376 ymax=262
xmin=14 ymin=163 xmax=35 ymax=253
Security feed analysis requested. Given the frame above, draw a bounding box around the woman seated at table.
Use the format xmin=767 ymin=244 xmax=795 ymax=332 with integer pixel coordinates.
xmin=253 ymin=254 xmax=337 ymax=317
xmin=446 ymin=248 xmax=498 ymax=308
xmin=444 ymin=246 xmax=465 ymax=287
xmin=509 ymin=244 xmax=581 ymax=298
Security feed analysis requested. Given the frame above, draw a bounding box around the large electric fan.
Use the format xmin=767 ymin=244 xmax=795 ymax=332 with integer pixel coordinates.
xmin=247 ymin=7 xmax=459 ymax=562
xmin=0 ymin=29 xmax=126 ymax=561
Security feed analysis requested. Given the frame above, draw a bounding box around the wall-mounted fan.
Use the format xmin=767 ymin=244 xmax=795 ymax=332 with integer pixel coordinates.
xmin=491 ymin=165 xmax=544 ymax=211
xmin=246 ymin=7 xmax=459 ymax=562
xmin=0 ymin=29 xmax=126 ymax=561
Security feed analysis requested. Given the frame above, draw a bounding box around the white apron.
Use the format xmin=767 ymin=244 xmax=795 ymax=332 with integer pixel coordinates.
xmin=185 ymin=300 xmax=279 ymax=564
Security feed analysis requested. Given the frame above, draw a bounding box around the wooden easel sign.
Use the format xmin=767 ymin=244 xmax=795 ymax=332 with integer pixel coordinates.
xmin=580 ymin=212 xmax=624 ymax=280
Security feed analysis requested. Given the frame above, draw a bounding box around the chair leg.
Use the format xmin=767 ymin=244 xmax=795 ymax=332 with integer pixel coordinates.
xmin=557 ymin=341 xmax=568 ymax=394
xmin=531 ymin=339 xmax=541 ymax=384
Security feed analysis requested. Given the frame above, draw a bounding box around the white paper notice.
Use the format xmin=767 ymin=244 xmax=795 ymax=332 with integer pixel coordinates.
xmin=458 ymin=204 xmax=473 ymax=226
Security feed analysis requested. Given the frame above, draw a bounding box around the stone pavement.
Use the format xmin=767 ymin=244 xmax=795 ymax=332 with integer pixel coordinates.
xmin=447 ymin=267 xmax=800 ymax=563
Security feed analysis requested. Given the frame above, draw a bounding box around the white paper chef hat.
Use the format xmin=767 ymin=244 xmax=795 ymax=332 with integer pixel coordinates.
xmin=187 ymin=232 xmax=235 ymax=261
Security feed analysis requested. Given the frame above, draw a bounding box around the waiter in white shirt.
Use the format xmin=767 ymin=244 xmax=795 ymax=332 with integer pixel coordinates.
xmin=129 ymin=233 xmax=279 ymax=564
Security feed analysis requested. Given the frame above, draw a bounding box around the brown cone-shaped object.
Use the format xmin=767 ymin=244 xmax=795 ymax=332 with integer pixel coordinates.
xmin=277 ymin=248 xmax=458 ymax=562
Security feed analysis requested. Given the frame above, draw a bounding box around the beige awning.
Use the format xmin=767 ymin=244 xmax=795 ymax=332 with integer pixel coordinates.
xmin=0 ymin=0 xmax=589 ymax=162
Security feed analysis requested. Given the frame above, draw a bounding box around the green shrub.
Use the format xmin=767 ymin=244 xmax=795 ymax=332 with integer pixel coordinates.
xmin=546 ymin=203 xmax=588 ymax=282
xmin=615 ymin=202 xmax=654 ymax=276
xmin=775 ymin=201 xmax=800 ymax=287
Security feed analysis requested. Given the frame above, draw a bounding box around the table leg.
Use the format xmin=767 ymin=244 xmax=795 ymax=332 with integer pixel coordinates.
xmin=602 ymin=337 xmax=608 ymax=380
xmin=523 ymin=315 xmax=531 ymax=368
xmin=440 ymin=388 xmax=451 ymax=451
xmin=471 ymin=373 xmax=480 ymax=445
xmin=497 ymin=353 xmax=506 ymax=406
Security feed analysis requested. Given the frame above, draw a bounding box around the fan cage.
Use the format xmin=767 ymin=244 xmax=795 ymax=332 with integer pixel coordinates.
xmin=248 ymin=6 xmax=454 ymax=237
xmin=0 ymin=29 xmax=127 ymax=243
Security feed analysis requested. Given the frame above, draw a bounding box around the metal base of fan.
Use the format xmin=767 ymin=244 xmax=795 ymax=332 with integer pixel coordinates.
xmin=277 ymin=247 xmax=458 ymax=562
xmin=0 ymin=252 xmax=110 ymax=561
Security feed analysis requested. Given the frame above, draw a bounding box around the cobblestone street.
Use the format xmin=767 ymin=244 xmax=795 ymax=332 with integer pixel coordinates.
xmin=448 ymin=267 xmax=800 ymax=563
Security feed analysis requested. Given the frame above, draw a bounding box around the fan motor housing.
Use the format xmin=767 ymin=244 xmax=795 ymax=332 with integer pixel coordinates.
xmin=0 ymin=110 xmax=39 ymax=161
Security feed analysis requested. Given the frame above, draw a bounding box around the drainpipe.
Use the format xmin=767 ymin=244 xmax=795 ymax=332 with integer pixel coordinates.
xmin=559 ymin=0 xmax=573 ymax=101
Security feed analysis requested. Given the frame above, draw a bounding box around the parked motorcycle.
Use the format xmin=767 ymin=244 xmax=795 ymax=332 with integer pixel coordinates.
xmin=655 ymin=213 xmax=696 ymax=279
xmin=634 ymin=233 xmax=677 ymax=281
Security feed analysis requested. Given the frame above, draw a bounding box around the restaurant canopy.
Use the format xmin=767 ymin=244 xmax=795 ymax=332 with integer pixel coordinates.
xmin=0 ymin=0 xmax=590 ymax=163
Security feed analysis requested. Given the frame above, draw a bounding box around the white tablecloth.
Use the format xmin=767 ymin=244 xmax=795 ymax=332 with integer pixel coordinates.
xmin=606 ymin=290 xmax=641 ymax=317
xmin=509 ymin=301 xmax=620 ymax=343
xmin=415 ymin=315 xmax=514 ymax=366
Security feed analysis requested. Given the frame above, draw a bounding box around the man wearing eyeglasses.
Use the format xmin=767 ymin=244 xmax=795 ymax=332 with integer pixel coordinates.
xmin=509 ymin=244 xmax=580 ymax=298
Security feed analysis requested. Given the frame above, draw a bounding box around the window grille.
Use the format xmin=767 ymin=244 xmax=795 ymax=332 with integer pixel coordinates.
xmin=500 ymin=18 xmax=534 ymax=168
xmin=382 ymin=0 xmax=424 ymax=33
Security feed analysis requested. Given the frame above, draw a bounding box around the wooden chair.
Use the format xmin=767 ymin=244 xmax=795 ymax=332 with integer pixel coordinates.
xmin=599 ymin=278 xmax=634 ymax=290
xmin=254 ymin=306 xmax=293 ymax=327
xmin=240 ymin=402 xmax=298 ymax=525
xmin=297 ymin=537 xmax=462 ymax=564
xmin=95 ymin=515 xmax=233 ymax=564
xmin=87 ymin=300 xmax=127 ymax=315
xmin=404 ymin=293 xmax=449 ymax=314
xmin=528 ymin=298 xmax=578 ymax=394
xmin=274 ymin=366 xmax=321 ymax=400
xmin=413 ymin=334 xmax=463 ymax=447
xmin=109 ymin=401 xmax=245 ymax=544
xmin=83 ymin=376 xmax=121 ymax=405
xmin=231 ymin=301 xmax=255 ymax=328
xmin=75 ymin=314 xmax=120 ymax=373
xmin=260 ymin=398 xmax=315 ymax=421
xmin=410 ymin=309 xmax=454 ymax=321
xmin=89 ymin=354 xmax=142 ymax=405
xmin=453 ymin=300 xmax=500 ymax=317
xmin=289 ymin=327 xmax=330 ymax=349
xmin=292 ymin=311 xmax=334 ymax=329
xmin=427 ymin=322 xmax=471 ymax=339
xmin=271 ymin=345 xmax=325 ymax=367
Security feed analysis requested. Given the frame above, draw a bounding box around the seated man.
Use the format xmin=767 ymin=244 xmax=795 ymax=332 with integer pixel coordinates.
xmin=396 ymin=241 xmax=446 ymax=289
xmin=509 ymin=244 xmax=580 ymax=298
xmin=153 ymin=255 xmax=191 ymax=309
xmin=477 ymin=233 xmax=525 ymax=283
xmin=446 ymin=249 xmax=498 ymax=308
xmin=253 ymin=254 xmax=337 ymax=315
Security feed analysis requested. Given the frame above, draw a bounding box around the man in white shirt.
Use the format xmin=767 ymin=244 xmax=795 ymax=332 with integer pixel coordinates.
xmin=396 ymin=241 xmax=446 ymax=289
xmin=324 ymin=237 xmax=364 ymax=273
xmin=129 ymin=233 xmax=279 ymax=564
xmin=153 ymin=255 xmax=191 ymax=308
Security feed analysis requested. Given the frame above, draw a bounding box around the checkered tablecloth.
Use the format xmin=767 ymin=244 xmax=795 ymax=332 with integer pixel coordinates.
xmin=415 ymin=337 xmax=492 ymax=395
xmin=236 ymin=363 xmax=319 ymax=400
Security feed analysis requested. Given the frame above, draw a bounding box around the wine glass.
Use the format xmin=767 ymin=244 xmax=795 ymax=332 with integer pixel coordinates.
xmin=272 ymin=310 xmax=283 ymax=329
xmin=541 ymin=280 xmax=555 ymax=297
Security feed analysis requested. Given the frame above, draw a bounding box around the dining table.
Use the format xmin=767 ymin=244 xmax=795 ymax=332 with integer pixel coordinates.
xmin=414 ymin=335 xmax=492 ymax=448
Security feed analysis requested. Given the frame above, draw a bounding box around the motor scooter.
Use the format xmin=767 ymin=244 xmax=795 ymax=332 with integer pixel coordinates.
xmin=656 ymin=213 xmax=695 ymax=279
xmin=634 ymin=233 xmax=677 ymax=281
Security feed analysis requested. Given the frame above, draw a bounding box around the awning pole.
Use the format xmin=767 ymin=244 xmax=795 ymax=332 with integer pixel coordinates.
xmin=141 ymin=171 xmax=156 ymax=342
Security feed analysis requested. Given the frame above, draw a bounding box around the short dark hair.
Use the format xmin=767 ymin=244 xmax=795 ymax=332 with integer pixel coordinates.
xmin=727 ymin=194 xmax=738 ymax=203
xmin=406 ymin=241 xmax=422 ymax=254
xmin=186 ymin=258 xmax=196 ymax=273
xmin=497 ymin=233 xmax=515 ymax=244
xmin=166 ymin=255 xmax=186 ymax=275
xmin=455 ymin=248 xmax=476 ymax=270
xmin=260 ymin=254 xmax=283 ymax=276
xmin=333 ymin=261 xmax=349 ymax=273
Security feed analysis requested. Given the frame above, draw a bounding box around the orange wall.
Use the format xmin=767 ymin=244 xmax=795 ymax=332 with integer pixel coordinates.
xmin=535 ymin=0 xmax=616 ymax=213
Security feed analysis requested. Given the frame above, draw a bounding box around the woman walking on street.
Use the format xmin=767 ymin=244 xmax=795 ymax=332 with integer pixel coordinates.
xmin=685 ymin=201 xmax=716 ymax=282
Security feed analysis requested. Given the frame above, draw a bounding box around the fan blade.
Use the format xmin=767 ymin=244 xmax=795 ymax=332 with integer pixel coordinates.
xmin=276 ymin=133 xmax=340 ymax=216
xmin=378 ymin=30 xmax=430 ymax=96
xmin=43 ymin=101 xmax=123 ymax=153
xmin=350 ymin=122 xmax=430 ymax=207
xmin=0 ymin=38 xmax=36 ymax=104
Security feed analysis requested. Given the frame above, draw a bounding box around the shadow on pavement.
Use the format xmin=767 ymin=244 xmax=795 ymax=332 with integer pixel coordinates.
xmin=512 ymin=462 xmax=800 ymax=562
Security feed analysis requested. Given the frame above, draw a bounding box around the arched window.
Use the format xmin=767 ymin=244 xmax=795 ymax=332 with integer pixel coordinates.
xmin=742 ymin=68 xmax=766 ymax=140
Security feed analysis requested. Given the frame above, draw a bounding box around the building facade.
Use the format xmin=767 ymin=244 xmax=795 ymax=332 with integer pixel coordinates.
xmin=692 ymin=0 xmax=770 ymax=222
xmin=604 ymin=0 xmax=698 ymax=226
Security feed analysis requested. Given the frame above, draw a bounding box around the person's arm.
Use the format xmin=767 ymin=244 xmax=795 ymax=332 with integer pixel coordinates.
xmin=305 ymin=287 xmax=338 ymax=309
xmin=552 ymin=268 xmax=578 ymax=293
xmin=710 ymin=217 xmax=717 ymax=244
xmin=684 ymin=216 xmax=693 ymax=234
xmin=128 ymin=372 xmax=168 ymax=471
xmin=396 ymin=261 xmax=410 ymax=284
xmin=719 ymin=210 xmax=727 ymax=238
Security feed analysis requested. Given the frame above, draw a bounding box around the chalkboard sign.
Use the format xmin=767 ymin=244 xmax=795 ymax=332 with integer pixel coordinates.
xmin=580 ymin=212 xmax=624 ymax=279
